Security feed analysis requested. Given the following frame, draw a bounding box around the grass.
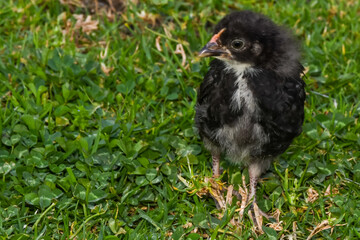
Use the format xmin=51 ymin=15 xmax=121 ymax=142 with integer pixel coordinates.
xmin=0 ymin=0 xmax=359 ymax=239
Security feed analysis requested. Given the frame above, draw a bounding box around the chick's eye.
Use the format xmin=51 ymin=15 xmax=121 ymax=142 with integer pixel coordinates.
xmin=231 ymin=39 xmax=245 ymax=50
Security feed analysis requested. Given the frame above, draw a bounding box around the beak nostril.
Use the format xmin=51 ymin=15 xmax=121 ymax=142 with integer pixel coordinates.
xmin=206 ymin=42 xmax=218 ymax=49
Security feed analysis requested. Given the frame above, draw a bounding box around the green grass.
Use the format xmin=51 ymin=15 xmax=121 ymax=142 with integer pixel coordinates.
xmin=0 ymin=0 xmax=359 ymax=239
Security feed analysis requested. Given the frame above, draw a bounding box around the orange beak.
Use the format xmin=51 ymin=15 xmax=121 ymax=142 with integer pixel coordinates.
xmin=198 ymin=28 xmax=229 ymax=58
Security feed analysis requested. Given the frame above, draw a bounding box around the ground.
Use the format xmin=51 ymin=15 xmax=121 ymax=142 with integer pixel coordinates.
xmin=0 ymin=0 xmax=359 ymax=239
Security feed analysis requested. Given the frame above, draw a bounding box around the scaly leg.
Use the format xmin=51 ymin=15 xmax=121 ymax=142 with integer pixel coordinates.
xmin=207 ymin=153 xmax=225 ymax=208
xmin=212 ymin=153 xmax=221 ymax=178
xmin=247 ymin=161 xmax=272 ymax=231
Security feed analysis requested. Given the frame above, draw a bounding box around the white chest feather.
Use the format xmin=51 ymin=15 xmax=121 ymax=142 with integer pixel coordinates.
xmin=225 ymin=62 xmax=256 ymax=113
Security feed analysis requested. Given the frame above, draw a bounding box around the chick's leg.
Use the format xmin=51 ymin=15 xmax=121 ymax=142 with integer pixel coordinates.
xmin=207 ymin=153 xmax=226 ymax=208
xmin=248 ymin=161 xmax=272 ymax=230
xmin=212 ymin=154 xmax=221 ymax=178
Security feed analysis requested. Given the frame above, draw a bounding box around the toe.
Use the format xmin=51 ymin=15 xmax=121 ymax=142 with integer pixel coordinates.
xmin=249 ymin=202 xmax=263 ymax=230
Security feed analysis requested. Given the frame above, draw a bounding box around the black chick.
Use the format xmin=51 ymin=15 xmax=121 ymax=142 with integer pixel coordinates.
xmin=196 ymin=10 xmax=305 ymax=224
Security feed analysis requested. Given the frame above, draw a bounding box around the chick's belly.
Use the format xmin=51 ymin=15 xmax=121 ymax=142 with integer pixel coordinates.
xmin=211 ymin=121 xmax=269 ymax=165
